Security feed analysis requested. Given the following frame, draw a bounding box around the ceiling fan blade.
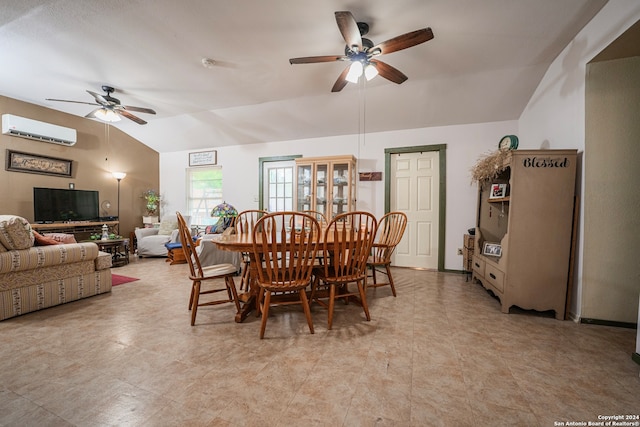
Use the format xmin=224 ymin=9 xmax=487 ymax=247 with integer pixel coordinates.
xmin=335 ymin=11 xmax=362 ymax=52
xmin=118 ymin=109 xmax=148 ymax=125
xmin=46 ymin=98 xmax=99 ymax=106
xmin=331 ymin=65 xmax=351 ymax=92
xmin=370 ymin=28 xmax=434 ymax=55
xmin=370 ymin=59 xmax=408 ymax=84
xmin=87 ymin=90 xmax=110 ymax=106
xmin=123 ymin=105 xmax=156 ymax=115
xmin=289 ymin=55 xmax=346 ymax=64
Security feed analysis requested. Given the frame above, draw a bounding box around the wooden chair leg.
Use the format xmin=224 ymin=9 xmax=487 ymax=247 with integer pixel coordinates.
xmin=328 ymin=285 xmax=336 ymax=330
xmin=259 ymin=290 xmax=271 ymax=339
xmin=299 ymin=290 xmax=314 ymax=334
xmin=358 ymin=279 xmax=371 ymax=321
xmin=256 ymin=286 xmax=264 ymax=317
xmin=227 ymin=276 xmax=241 ymax=314
xmin=385 ymin=264 xmax=397 ymax=297
xmin=191 ymin=281 xmax=201 ymax=326
xmin=309 ymin=276 xmax=318 ymax=304
xmin=189 ymin=281 xmax=196 ymax=310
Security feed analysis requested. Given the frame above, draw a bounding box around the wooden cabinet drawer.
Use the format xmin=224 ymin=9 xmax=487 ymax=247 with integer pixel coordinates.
xmin=472 ymin=255 xmax=485 ymax=277
xmin=484 ymin=263 xmax=505 ymax=293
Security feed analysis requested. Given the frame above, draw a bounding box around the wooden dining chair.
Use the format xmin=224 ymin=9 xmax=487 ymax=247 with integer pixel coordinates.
xmin=251 ymin=211 xmax=320 ymax=339
xmin=310 ymin=211 xmax=377 ymax=330
xmin=366 ymin=211 xmax=408 ymax=297
xmin=177 ymin=212 xmax=241 ymax=326
xmin=234 ymin=210 xmax=268 ymax=290
xmin=302 ymin=210 xmax=327 ymax=226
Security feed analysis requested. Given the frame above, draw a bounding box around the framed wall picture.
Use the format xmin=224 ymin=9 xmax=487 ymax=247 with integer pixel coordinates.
xmin=489 ymin=183 xmax=507 ymax=199
xmin=5 ymin=149 xmax=73 ymax=177
xmin=483 ymin=242 xmax=502 ymax=257
xmin=189 ymin=150 xmax=217 ymax=167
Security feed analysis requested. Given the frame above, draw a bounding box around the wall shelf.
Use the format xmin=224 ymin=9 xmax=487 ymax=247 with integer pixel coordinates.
xmin=488 ymin=196 xmax=510 ymax=203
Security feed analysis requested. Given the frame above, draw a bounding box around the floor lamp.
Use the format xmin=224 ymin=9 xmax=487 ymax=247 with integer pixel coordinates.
xmin=112 ymin=172 xmax=126 ymax=221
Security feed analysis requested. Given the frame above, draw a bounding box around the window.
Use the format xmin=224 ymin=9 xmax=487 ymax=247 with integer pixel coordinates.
xmin=267 ymin=165 xmax=293 ymax=212
xmin=187 ymin=167 xmax=223 ymax=225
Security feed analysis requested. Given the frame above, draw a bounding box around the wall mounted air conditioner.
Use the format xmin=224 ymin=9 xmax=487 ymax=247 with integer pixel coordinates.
xmin=1 ymin=114 xmax=77 ymax=146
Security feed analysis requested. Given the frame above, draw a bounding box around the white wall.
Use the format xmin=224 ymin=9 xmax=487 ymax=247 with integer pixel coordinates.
xmin=518 ymin=0 xmax=640 ymax=319
xmin=160 ymin=120 xmax=516 ymax=271
xmin=160 ymin=1 xmax=640 ymax=317
xmin=582 ymin=57 xmax=640 ymax=323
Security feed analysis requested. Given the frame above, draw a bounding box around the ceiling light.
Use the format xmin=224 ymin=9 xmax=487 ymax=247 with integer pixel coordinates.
xmin=346 ymin=61 xmax=364 ymax=83
xmin=94 ymin=108 xmax=121 ymax=122
xmin=364 ymin=63 xmax=378 ymax=81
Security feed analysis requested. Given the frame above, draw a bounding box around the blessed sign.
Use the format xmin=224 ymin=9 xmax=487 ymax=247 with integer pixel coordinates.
xmin=522 ymin=157 xmax=569 ymax=168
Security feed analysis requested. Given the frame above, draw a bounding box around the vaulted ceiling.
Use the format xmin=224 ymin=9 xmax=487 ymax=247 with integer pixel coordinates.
xmin=0 ymin=0 xmax=608 ymax=153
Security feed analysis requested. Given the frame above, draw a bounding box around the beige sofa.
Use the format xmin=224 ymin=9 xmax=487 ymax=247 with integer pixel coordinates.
xmin=0 ymin=215 xmax=112 ymax=321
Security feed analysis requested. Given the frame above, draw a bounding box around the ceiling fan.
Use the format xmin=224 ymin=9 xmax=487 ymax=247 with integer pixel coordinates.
xmin=46 ymin=85 xmax=156 ymax=125
xmin=289 ymin=11 xmax=434 ymax=92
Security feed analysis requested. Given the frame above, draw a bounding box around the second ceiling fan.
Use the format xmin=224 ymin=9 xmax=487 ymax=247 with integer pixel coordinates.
xmin=46 ymin=86 xmax=156 ymax=125
xmin=289 ymin=11 xmax=434 ymax=92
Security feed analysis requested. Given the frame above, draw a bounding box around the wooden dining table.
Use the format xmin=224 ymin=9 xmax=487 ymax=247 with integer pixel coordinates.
xmin=213 ymin=227 xmax=369 ymax=323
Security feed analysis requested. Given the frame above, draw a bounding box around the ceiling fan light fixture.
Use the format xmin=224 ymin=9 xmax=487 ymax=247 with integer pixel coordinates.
xmin=364 ymin=63 xmax=378 ymax=81
xmin=94 ymin=108 xmax=121 ymax=122
xmin=346 ymin=61 xmax=364 ymax=83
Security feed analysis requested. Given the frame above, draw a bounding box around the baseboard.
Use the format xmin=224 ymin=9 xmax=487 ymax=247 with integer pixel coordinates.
xmin=632 ymin=352 xmax=640 ymax=366
xmin=442 ymin=268 xmax=468 ymax=275
xmin=580 ymin=317 xmax=637 ymax=329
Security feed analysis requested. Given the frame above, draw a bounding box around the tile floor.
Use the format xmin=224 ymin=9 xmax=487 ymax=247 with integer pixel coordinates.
xmin=1 ymin=256 xmax=639 ymax=426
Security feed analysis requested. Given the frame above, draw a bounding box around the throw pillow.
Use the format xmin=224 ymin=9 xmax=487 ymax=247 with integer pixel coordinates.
xmin=0 ymin=215 xmax=35 ymax=250
xmin=33 ymin=230 xmax=61 ymax=246
xmin=157 ymin=216 xmax=179 ymax=236
xmin=0 ymin=241 xmax=6 ymax=252
xmin=44 ymin=233 xmax=77 ymax=244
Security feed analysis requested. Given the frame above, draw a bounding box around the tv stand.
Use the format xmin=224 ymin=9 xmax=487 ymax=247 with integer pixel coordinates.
xmin=31 ymin=221 xmax=119 ymax=241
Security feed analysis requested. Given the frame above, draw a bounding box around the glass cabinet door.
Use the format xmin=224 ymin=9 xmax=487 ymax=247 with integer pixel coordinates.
xmin=331 ymin=161 xmax=350 ymax=218
xmin=296 ymin=163 xmax=312 ymax=211
xmin=315 ymin=163 xmax=328 ymax=218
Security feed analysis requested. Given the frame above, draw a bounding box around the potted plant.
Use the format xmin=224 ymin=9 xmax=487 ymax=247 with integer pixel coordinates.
xmin=142 ymin=190 xmax=160 ymax=224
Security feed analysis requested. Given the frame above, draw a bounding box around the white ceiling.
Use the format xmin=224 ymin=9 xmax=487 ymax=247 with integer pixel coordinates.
xmin=0 ymin=0 xmax=608 ymax=153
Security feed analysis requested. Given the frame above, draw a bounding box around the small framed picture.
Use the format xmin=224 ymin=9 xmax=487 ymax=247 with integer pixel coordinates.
xmin=483 ymin=242 xmax=502 ymax=257
xmin=489 ymin=183 xmax=507 ymax=199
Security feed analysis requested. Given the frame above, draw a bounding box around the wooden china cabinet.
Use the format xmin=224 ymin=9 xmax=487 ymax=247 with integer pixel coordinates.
xmin=471 ymin=149 xmax=578 ymax=320
xmin=294 ymin=155 xmax=357 ymax=219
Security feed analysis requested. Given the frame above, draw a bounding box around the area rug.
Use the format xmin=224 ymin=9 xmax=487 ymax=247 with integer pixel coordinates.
xmin=111 ymin=274 xmax=139 ymax=287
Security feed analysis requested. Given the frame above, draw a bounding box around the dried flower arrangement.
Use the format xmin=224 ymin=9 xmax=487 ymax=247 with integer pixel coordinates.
xmin=470 ymin=149 xmax=510 ymax=183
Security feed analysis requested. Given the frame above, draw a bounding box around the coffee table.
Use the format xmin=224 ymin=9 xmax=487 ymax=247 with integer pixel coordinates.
xmin=85 ymin=238 xmax=130 ymax=267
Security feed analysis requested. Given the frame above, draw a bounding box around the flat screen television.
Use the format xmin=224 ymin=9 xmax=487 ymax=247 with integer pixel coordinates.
xmin=33 ymin=187 xmax=100 ymax=223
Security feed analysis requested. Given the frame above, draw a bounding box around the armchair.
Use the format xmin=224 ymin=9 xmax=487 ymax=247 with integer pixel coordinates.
xmin=135 ymin=215 xmax=191 ymax=257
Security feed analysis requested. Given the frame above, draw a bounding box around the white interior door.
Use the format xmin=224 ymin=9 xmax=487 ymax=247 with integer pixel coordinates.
xmin=391 ymin=151 xmax=439 ymax=269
